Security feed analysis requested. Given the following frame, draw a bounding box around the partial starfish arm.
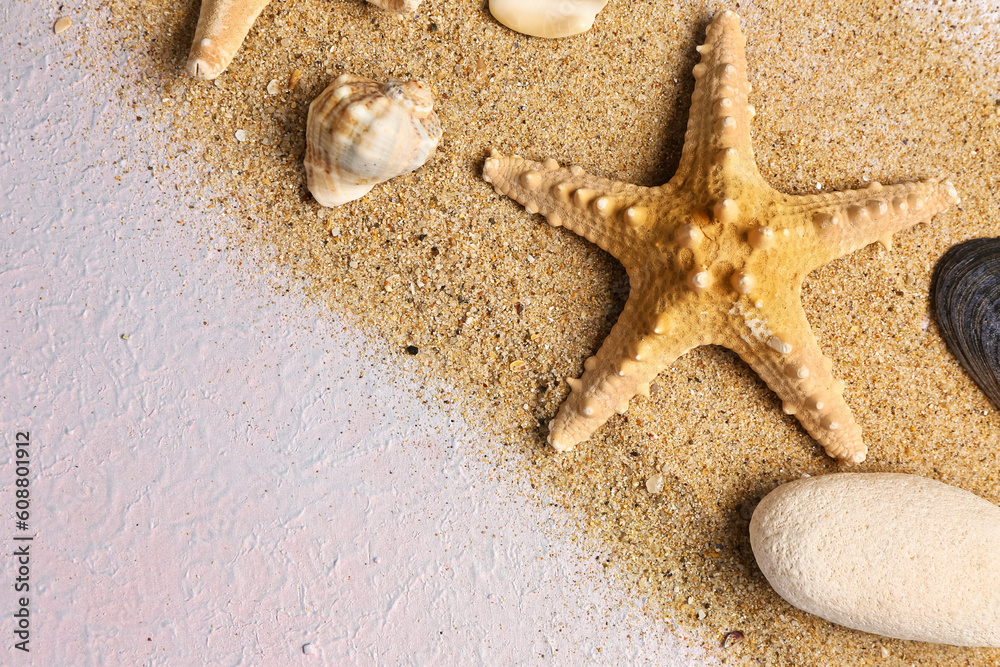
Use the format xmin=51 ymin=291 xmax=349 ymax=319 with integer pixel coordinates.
xmin=186 ymin=0 xmax=422 ymax=80
xmin=547 ymin=295 xmax=699 ymax=452
xmin=670 ymin=9 xmax=765 ymax=193
xmin=186 ymin=0 xmax=272 ymax=80
xmin=773 ymin=178 xmax=959 ymax=273
xmin=483 ymin=154 xmax=661 ymax=261
xmin=725 ymin=295 xmax=866 ymax=463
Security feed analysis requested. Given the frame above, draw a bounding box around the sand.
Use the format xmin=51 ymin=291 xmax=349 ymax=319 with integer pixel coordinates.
xmin=82 ymin=0 xmax=1000 ymax=662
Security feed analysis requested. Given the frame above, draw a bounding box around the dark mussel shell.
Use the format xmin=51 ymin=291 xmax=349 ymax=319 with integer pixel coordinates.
xmin=932 ymin=238 xmax=1000 ymax=411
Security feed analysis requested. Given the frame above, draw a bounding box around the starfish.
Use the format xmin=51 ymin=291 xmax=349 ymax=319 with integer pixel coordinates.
xmin=482 ymin=9 xmax=958 ymax=464
xmin=185 ymin=0 xmax=421 ymax=80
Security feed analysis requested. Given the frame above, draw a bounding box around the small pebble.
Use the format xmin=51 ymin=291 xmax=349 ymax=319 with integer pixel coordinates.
xmin=267 ymin=79 xmax=281 ymax=95
xmin=645 ymin=472 xmax=664 ymax=494
xmin=235 ymin=129 xmax=247 ymax=142
xmin=488 ymin=0 xmax=608 ymax=38
xmin=53 ymin=17 xmax=72 ymax=34
xmin=750 ymin=473 xmax=1000 ymax=647
xmin=287 ymin=69 xmax=302 ymax=91
xmin=302 ymin=642 xmax=318 ymax=655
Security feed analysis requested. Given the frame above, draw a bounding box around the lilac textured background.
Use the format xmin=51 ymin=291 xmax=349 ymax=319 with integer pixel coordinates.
xmin=0 ymin=2 xmax=706 ymax=664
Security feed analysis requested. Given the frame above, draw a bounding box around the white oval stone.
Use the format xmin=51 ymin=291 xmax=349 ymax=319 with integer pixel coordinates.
xmin=488 ymin=0 xmax=609 ymax=38
xmin=750 ymin=473 xmax=1000 ymax=647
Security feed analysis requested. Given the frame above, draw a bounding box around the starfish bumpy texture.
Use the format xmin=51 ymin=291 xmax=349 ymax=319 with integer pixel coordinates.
xmin=483 ymin=9 xmax=958 ymax=463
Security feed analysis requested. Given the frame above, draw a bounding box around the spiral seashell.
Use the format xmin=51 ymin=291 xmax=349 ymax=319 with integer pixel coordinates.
xmin=932 ymin=237 xmax=1000 ymax=411
xmin=304 ymin=75 xmax=442 ymax=207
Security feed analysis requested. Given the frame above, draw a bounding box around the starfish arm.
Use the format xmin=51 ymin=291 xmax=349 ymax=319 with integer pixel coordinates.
xmin=547 ymin=296 xmax=698 ymax=452
xmin=186 ymin=0 xmax=272 ymax=80
xmin=776 ymin=178 xmax=959 ymax=272
xmin=671 ymin=9 xmax=766 ymax=194
xmin=483 ymin=154 xmax=661 ymax=261
xmin=725 ymin=296 xmax=866 ymax=463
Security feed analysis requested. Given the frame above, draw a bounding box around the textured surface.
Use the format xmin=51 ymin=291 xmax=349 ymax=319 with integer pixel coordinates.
xmin=484 ymin=10 xmax=958 ymax=464
xmin=0 ymin=3 xmax=707 ymax=663
xmin=750 ymin=474 xmax=1000 ymax=647
xmin=19 ymin=0 xmax=1000 ymax=663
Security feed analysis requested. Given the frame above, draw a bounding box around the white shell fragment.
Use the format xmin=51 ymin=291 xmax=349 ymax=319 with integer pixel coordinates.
xmin=366 ymin=0 xmax=422 ymax=13
xmin=645 ymin=473 xmax=664 ymax=494
xmin=489 ymin=0 xmax=609 ymax=38
xmin=304 ymin=74 xmax=442 ymax=207
xmin=750 ymin=473 xmax=1000 ymax=647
